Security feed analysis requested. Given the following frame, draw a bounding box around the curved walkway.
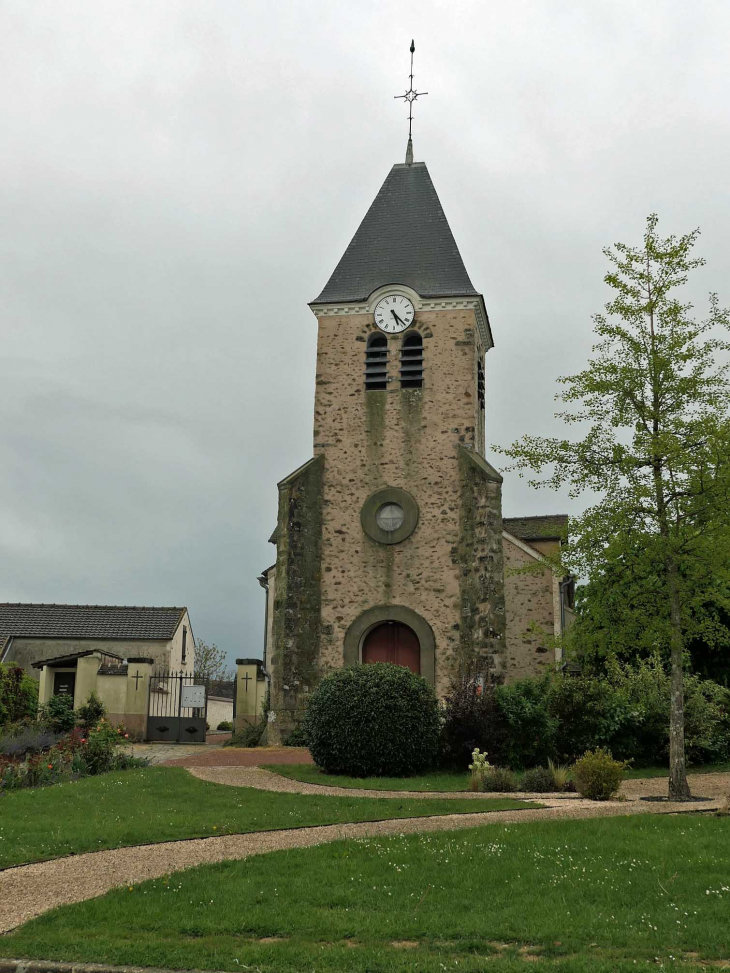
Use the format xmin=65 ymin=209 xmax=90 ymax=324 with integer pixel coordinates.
xmin=187 ymin=764 xmax=580 ymax=801
xmin=187 ymin=764 xmax=730 ymax=803
xmin=2 ymin=782 xmax=726 ymax=935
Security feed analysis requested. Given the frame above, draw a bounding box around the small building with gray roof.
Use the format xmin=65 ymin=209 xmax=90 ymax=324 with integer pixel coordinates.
xmin=0 ymin=603 xmax=194 ymax=681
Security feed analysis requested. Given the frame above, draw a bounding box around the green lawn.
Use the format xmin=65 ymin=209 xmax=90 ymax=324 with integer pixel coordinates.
xmin=266 ymin=760 xmax=730 ymax=791
xmin=262 ymin=764 xmax=471 ymax=791
xmin=0 ymin=767 xmax=538 ymax=869
xmin=6 ymin=815 xmax=729 ymax=972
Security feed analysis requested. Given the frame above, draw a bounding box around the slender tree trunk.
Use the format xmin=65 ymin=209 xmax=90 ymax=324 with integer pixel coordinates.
xmin=667 ymin=556 xmax=691 ymax=800
xmin=644 ymin=264 xmax=691 ymax=802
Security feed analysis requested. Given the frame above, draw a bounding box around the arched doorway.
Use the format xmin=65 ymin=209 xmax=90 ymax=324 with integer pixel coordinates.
xmin=362 ymin=621 xmax=420 ymax=674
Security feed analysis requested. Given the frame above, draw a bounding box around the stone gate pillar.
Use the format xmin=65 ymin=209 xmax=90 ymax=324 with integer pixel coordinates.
xmin=124 ymin=657 xmax=154 ymax=741
xmin=235 ymin=658 xmax=267 ymax=732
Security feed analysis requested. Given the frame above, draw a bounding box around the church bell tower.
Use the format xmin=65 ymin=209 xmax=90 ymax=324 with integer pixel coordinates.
xmin=262 ymin=151 xmax=507 ymax=742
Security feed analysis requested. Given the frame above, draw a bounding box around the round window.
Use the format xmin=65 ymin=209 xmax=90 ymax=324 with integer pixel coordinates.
xmin=375 ymin=502 xmax=405 ymax=532
xmin=361 ymin=487 xmax=419 ymax=545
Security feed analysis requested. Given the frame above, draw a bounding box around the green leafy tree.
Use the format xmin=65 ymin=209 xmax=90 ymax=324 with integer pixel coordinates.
xmin=571 ymin=526 xmax=730 ymax=683
xmin=498 ymin=215 xmax=730 ymax=800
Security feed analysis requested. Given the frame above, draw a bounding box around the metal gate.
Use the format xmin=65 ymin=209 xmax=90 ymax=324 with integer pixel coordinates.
xmin=146 ymin=669 xmax=209 ymax=743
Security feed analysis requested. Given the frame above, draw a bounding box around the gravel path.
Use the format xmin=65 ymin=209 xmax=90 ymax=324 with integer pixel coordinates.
xmin=187 ymin=765 xmax=730 ymax=803
xmin=2 ymin=782 xmax=726 ymax=935
xmin=621 ymin=772 xmax=730 ymax=800
xmin=129 ymin=743 xmax=223 ymax=766
xmin=162 ymin=746 xmax=314 ymax=768
xmin=187 ymin=765 xmax=583 ymax=801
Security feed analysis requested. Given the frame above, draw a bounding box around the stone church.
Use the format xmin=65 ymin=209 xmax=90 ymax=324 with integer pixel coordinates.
xmin=260 ymin=150 xmax=574 ymax=743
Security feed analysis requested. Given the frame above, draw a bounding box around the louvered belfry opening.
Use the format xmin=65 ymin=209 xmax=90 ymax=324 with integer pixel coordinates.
xmin=400 ymin=332 xmax=424 ymax=389
xmin=365 ymin=333 xmax=388 ymax=390
xmin=477 ymin=359 xmax=485 ymax=410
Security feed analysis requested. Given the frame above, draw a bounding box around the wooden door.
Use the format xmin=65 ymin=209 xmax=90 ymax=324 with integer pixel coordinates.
xmin=362 ymin=622 xmax=420 ymax=674
xmin=53 ymin=671 xmax=76 ymax=698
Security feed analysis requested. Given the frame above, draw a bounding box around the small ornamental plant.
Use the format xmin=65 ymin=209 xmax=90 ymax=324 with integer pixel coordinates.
xmin=468 ymin=748 xmax=491 ymax=791
xmin=573 ymin=748 xmax=628 ymax=801
xmin=521 ymin=766 xmax=556 ymax=793
xmin=39 ymin=694 xmax=76 ymax=733
xmin=75 ymin=691 xmax=107 ymax=734
xmin=548 ymin=757 xmax=570 ymax=792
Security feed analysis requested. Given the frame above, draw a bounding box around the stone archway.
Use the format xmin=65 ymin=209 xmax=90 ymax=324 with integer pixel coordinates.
xmin=343 ymin=605 xmax=435 ymax=685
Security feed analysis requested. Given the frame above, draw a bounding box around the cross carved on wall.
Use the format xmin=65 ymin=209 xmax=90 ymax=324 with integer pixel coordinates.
xmin=241 ymin=672 xmax=251 ymax=691
xmin=133 ymin=670 xmax=144 ymax=690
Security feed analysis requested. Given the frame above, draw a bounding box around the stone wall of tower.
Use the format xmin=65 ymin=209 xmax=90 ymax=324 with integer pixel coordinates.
xmin=502 ymin=534 xmax=561 ymax=680
xmin=312 ymin=306 xmax=505 ymax=697
xmin=265 ymin=455 xmax=324 ymax=743
xmin=456 ymin=449 xmax=506 ymax=679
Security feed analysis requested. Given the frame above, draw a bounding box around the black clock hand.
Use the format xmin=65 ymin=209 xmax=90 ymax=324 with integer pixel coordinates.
xmin=391 ymin=309 xmax=407 ymax=328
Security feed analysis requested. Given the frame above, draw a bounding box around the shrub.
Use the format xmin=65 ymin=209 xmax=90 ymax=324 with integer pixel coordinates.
xmin=40 ymin=694 xmax=75 ymax=733
xmin=216 ymin=720 xmax=233 ymax=731
xmin=0 ymin=664 xmax=38 ymax=725
xmin=440 ymin=667 xmax=500 ymax=769
xmin=600 ymin=657 xmax=730 ymax=765
xmin=438 ymin=658 xmax=730 ymax=773
xmin=481 ymin=766 xmax=518 ymax=793
xmin=494 ymin=676 xmax=558 ymax=769
xmin=225 ymin=721 xmax=265 ymax=747
xmin=683 ymin=675 xmax=730 ymax=764
xmin=225 ymin=689 xmax=272 ymax=747
xmin=305 ymin=663 xmax=441 ymax=777
xmin=110 ymin=752 xmax=149 ymax=771
xmin=283 ymin=724 xmax=310 ymax=747
xmin=83 ymin=720 xmax=128 ymax=775
xmin=521 ymin=766 xmax=556 ymax=792
xmin=549 ymin=673 xmax=634 ymax=763
xmin=76 ymin=691 xmax=107 ymax=734
xmin=573 ymin=748 xmax=627 ymax=800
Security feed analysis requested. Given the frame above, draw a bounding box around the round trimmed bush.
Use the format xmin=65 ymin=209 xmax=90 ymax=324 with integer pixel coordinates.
xmin=305 ymin=663 xmax=441 ymax=777
xmin=573 ymin=748 xmax=627 ymax=801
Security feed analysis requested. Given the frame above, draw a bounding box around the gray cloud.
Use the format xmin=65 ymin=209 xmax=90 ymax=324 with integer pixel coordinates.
xmin=2 ymin=0 xmax=729 ymax=663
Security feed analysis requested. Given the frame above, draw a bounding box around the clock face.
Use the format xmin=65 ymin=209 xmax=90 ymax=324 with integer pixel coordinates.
xmin=373 ymin=294 xmax=415 ymax=334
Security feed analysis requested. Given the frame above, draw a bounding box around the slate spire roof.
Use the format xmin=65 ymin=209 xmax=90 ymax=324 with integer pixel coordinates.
xmin=312 ymin=162 xmax=480 ymax=304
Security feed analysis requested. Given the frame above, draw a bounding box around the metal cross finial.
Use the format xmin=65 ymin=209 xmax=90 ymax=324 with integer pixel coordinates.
xmin=394 ymin=39 xmax=428 ymax=164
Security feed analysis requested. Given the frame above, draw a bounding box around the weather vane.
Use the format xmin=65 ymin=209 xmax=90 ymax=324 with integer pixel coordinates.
xmin=394 ymin=39 xmax=428 ymax=164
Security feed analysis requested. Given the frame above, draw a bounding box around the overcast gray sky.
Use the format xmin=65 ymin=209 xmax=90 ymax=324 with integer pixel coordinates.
xmin=2 ymin=0 xmax=728 ymax=666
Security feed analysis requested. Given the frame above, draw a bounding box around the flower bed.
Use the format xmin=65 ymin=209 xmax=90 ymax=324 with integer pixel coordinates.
xmin=1 ymin=694 xmax=147 ymax=792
